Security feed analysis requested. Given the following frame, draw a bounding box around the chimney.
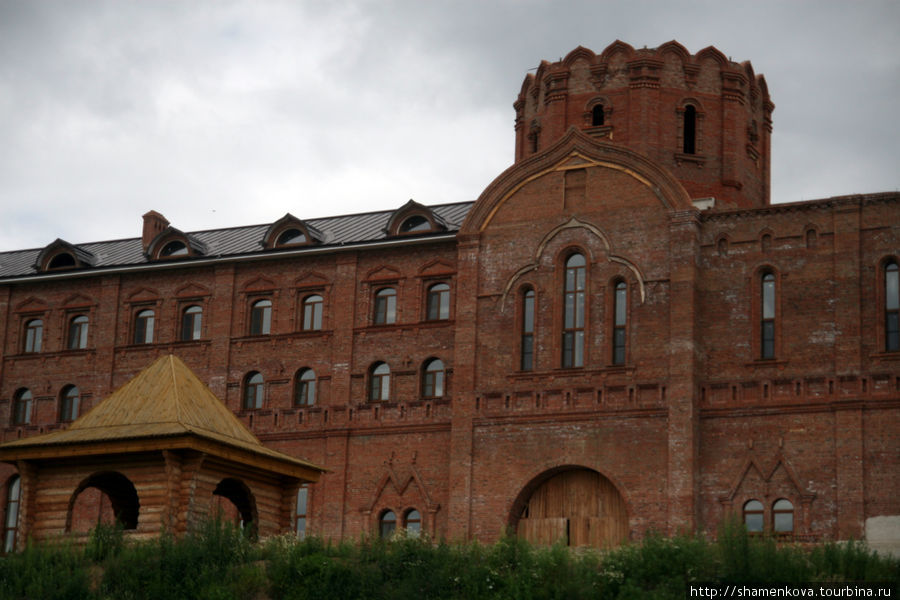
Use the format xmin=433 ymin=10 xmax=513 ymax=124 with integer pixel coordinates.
xmin=142 ymin=211 xmax=170 ymax=252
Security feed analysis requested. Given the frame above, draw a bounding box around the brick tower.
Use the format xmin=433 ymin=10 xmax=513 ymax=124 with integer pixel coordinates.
xmin=514 ymin=41 xmax=773 ymax=208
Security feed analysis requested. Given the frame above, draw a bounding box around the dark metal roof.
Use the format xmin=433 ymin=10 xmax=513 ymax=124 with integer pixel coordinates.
xmin=0 ymin=201 xmax=474 ymax=281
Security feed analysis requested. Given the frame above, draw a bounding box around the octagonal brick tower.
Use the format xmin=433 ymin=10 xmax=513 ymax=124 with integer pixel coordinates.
xmin=514 ymin=41 xmax=773 ymax=209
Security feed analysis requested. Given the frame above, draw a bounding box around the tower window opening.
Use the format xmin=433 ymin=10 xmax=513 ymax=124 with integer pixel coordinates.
xmin=683 ymin=105 xmax=697 ymax=154
xmin=591 ymin=104 xmax=605 ymax=127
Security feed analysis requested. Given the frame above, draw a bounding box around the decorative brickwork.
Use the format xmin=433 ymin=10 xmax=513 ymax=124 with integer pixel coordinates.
xmin=0 ymin=42 xmax=897 ymax=551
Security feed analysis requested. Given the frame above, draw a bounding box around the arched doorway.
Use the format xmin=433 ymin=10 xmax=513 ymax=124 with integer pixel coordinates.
xmin=512 ymin=467 xmax=628 ymax=548
xmin=67 ymin=471 xmax=140 ymax=532
xmin=212 ymin=478 xmax=257 ymax=533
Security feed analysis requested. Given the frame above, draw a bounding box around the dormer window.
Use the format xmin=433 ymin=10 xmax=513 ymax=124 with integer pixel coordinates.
xmin=385 ymin=199 xmax=449 ymax=237
xmin=160 ymin=240 xmax=189 ymax=257
xmin=400 ymin=215 xmax=431 ymax=233
xmin=47 ymin=253 xmax=76 ymax=270
xmin=276 ymin=228 xmax=307 ymax=246
xmin=262 ymin=214 xmax=323 ymax=249
xmin=145 ymin=226 xmax=206 ymax=261
xmin=35 ymin=239 xmax=96 ymax=272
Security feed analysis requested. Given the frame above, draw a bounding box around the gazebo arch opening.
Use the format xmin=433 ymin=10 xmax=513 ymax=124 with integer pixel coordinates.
xmin=212 ymin=478 xmax=257 ymax=530
xmin=511 ymin=466 xmax=628 ymax=548
xmin=67 ymin=471 xmax=140 ymax=532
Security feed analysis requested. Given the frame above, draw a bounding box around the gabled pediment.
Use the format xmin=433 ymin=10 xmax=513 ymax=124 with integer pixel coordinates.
xmin=14 ymin=296 xmax=48 ymax=313
xmin=366 ymin=265 xmax=402 ymax=282
xmin=242 ymin=276 xmax=277 ymax=293
xmin=418 ymin=259 xmax=455 ymax=277
xmin=126 ymin=287 xmax=160 ymax=303
xmin=62 ymin=293 xmax=96 ymax=309
xmin=293 ymin=271 xmax=330 ymax=288
xmin=175 ymin=282 xmax=212 ymax=298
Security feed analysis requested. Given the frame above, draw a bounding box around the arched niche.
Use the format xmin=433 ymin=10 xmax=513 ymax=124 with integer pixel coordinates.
xmin=67 ymin=471 xmax=140 ymax=532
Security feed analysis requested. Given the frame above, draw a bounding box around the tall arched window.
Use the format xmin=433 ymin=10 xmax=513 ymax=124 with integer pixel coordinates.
xmin=181 ymin=305 xmax=202 ymax=341
xmin=374 ymin=288 xmax=397 ymax=325
xmin=60 ymin=385 xmax=80 ymax=422
xmin=422 ymin=358 xmax=445 ymax=398
xmin=12 ymin=389 xmax=32 ymax=426
xmin=379 ymin=510 xmax=396 ymax=539
xmin=404 ymin=509 xmax=421 ymax=538
xmin=683 ymin=105 xmax=697 ymax=154
xmin=243 ymin=372 xmax=264 ymax=409
xmin=294 ymin=368 xmax=316 ymax=406
xmin=591 ymin=104 xmax=605 ymax=126
xmin=743 ymin=499 xmax=764 ymax=533
xmin=521 ymin=289 xmax=535 ymax=371
xmin=761 ymin=272 xmax=776 ymax=359
xmin=426 ymin=283 xmax=450 ymax=321
xmin=886 ymin=260 xmax=899 ymax=352
xmin=773 ymin=499 xmax=794 ymax=534
xmin=562 ymin=253 xmax=586 ymax=368
xmin=133 ymin=309 xmax=155 ymax=344
xmin=249 ymin=299 xmax=272 ymax=335
xmin=67 ymin=315 xmax=89 ymax=349
xmin=302 ymin=295 xmax=323 ymax=331
xmin=369 ymin=363 xmax=390 ymax=402
xmin=612 ymin=281 xmax=627 ymax=365
xmin=23 ymin=319 xmax=42 ymax=353
xmin=3 ymin=476 xmax=20 ymax=554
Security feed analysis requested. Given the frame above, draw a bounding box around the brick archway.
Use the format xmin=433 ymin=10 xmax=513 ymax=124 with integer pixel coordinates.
xmin=511 ymin=467 xmax=628 ymax=548
xmin=212 ymin=478 xmax=257 ymax=531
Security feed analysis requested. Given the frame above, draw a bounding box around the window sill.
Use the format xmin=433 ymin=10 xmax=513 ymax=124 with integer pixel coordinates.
xmin=6 ymin=348 xmax=97 ymax=360
xmin=509 ymin=365 xmax=635 ymax=379
xmin=870 ymin=351 xmax=900 ymax=361
xmin=744 ymin=359 xmax=789 ymax=368
xmin=674 ymin=152 xmax=706 ymax=167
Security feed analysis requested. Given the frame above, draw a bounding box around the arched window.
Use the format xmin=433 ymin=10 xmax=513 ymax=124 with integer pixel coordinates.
xmin=369 ymin=363 xmax=390 ymax=402
xmin=276 ymin=228 xmax=307 ymax=246
xmin=3 ymin=476 xmax=21 ymax=554
xmin=885 ymin=260 xmax=899 ymax=352
xmin=404 ymin=509 xmax=421 ymax=537
xmin=302 ymin=295 xmax=323 ymax=331
xmin=249 ymin=299 xmax=272 ymax=335
xmin=761 ymin=272 xmax=776 ymax=359
xmin=12 ymin=389 xmax=32 ymax=426
xmin=562 ymin=253 xmax=586 ymax=368
xmin=294 ymin=368 xmax=316 ymax=406
xmin=683 ymin=105 xmax=697 ymax=154
xmin=180 ymin=305 xmax=202 ymax=341
xmin=60 ymin=385 xmax=80 ymax=422
xmin=243 ymin=372 xmax=264 ymax=409
xmin=295 ymin=485 xmax=309 ymax=538
xmin=160 ymin=240 xmax=188 ymax=257
xmin=613 ymin=281 xmax=627 ymax=365
xmin=521 ymin=289 xmax=535 ymax=371
xmin=133 ymin=309 xmax=155 ymax=344
xmin=422 ymin=358 xmax=445 ymax=399
xmin=591 ymin=104 xmax=605 ymax=127
xmin=67 ymin=315 xmax=89 ymax=349
xmin=48 ymin=253 xmax=76 ymax=270
xmin=373 ymin=288 xmax=397 ymax=325
xmin=743 ymin=499 xmax=764 ymax=533
xmin=379 ymin=510 xmax=396 ymax=539
xmin=773 ymin=499 xmax=794 ymax=534
xmin=23 ymin=319 xmax=42 ymax=353
xmin=400 ymin=215 xmax=430 ymax=233
xmin=426 ymin=283 xmax=450 ymax=321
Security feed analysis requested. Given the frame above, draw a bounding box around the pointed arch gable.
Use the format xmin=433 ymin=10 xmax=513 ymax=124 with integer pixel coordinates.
xmin=598 ymin=40 xmax=635 ymax=63
xmin=461 ymin=127 xmax=692 ymax=237
xmin=363 ymin=464 xmax=439 ymax=514
xmin=720 ymin=452 xmax=816 ymax=503
xmin=562 ymin=45 xmax=596 ymax=68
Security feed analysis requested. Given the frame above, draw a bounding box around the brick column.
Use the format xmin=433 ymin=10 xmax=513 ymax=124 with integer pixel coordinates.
xmin=832 ymin=201 xmax=862 ymax=374
xmin=666 ymin=210 xmax=701 ymax=534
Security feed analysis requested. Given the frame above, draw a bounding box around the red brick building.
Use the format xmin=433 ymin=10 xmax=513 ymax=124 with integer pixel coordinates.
xmin=1 ymin=41 xmax=898 ymax=552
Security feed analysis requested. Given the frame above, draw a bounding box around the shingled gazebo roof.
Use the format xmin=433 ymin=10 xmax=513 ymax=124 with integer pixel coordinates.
xmin=0 ymin=354 xmax=322 ymax=481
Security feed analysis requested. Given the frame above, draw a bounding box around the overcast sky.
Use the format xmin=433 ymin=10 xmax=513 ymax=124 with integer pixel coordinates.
xmin=1 ymin=0 xmax=898 ymax=251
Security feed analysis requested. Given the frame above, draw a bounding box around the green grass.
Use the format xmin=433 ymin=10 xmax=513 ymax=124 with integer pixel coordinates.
xmin=0 ymin=520 xmax=896 ymax=599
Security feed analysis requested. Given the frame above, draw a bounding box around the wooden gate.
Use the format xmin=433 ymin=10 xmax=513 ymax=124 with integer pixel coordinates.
xmin=516 ymin=469 xmax=628 ymax=548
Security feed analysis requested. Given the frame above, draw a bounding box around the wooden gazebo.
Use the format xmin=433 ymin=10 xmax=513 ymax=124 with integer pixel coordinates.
xmin=0 ymin=355 xmax=322 ymax=545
